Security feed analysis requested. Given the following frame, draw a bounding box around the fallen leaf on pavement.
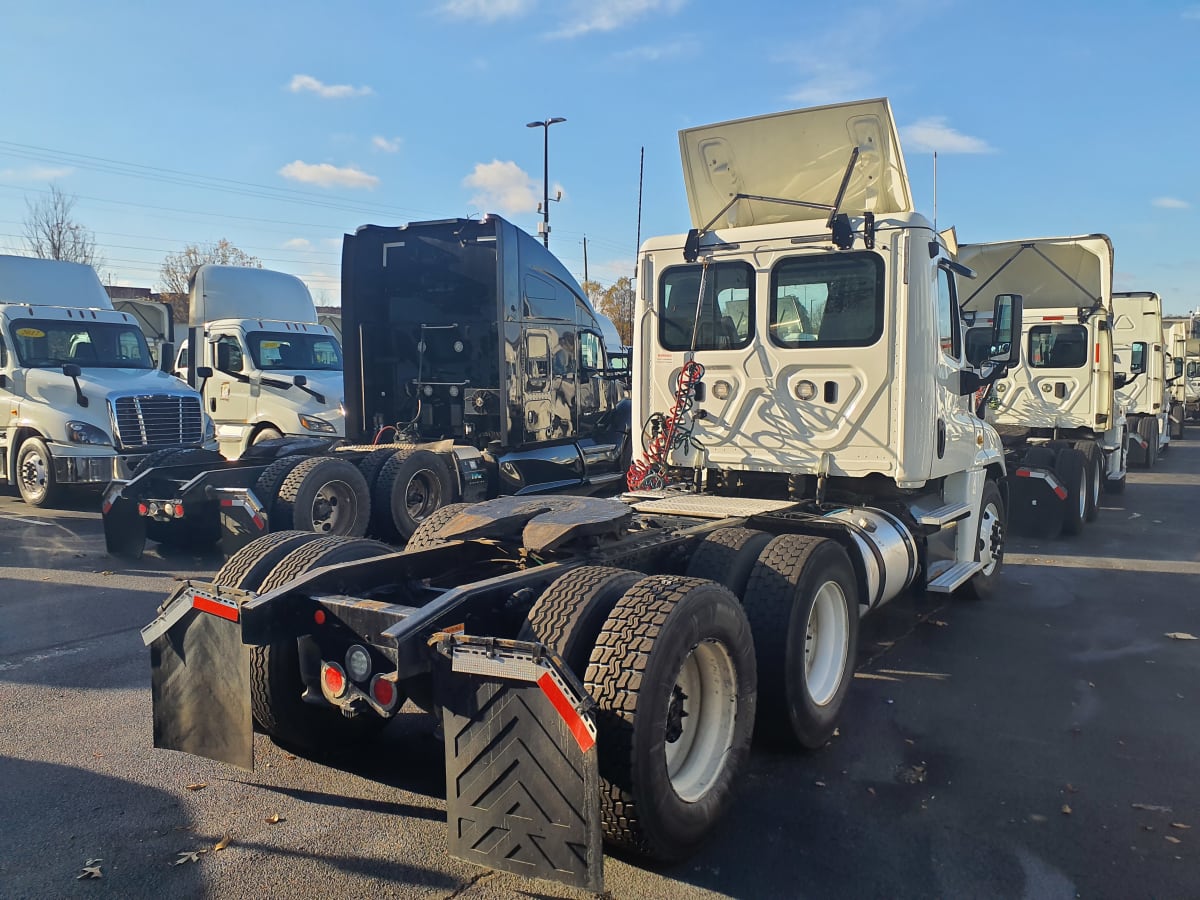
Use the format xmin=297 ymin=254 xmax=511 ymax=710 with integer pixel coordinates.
xmin=265 ymin=813 xmax=285 ymax=824
xmin=174 ymin=850 xmax=207 ymax=865
xmin=285 ymin=754 xmax=297 ymax=760
xmin=184 ymin=783 xmax=207 ymax=792
xmin=1132 ymin=803 xmax=1172 ymax=813
xmin=1065 ymin=784 xmax=1078 ymax=793
xmin=1165 ymin=632 xmax=1197 ymax=641
xmin=1172 ymin=823 xmax=1191 ymax=830
xmin=1165 ymin=836 xmax=1182 ymax=845
xmin=814 ymin=781 xmax=826 ymax=787
xmin=213 ymin=835 xmax=231 ymax=852
xmin=1029 ymin=814 xmax=1048 ymax=823
xmin=1062 ymin=804 xmax=1072 ymax=815
xmin=77 ymin=859 xmax=103 ymax=880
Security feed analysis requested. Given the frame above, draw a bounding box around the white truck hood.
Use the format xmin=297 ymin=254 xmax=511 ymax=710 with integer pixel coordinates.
xmin=958 ymin=235 xmax=1114 ymax=312
xmin=678 ymin=98 xmax=913 ymax=230
xmin=264 ymin=370 xmax=343 ymax=411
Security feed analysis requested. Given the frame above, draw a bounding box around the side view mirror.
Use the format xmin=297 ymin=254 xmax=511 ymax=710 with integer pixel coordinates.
xmin=62 ymin=362 xmax=82 ymax=378
xmin=1174 ymin=359 xmax=1184 ymax=378
xmin=989 ymin=293 xmax=1023 ymax=367
xmin=293 ymin=374 xmax=308 ymax=387
xmin=1129 ymin=341 xmax=1147 ymax=376
xmin=196 ymin=366 xmax=213 ymax=379
xmin=1113 ymin=372 xmax=1129 ymax=389
xmin=159 ymin=341 xmax=175 ymax=374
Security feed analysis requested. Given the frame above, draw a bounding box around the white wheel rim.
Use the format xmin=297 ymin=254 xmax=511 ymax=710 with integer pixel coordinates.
xmin=978 ymin=500 xmax=1002 ymax=576
xmin=311 ymin=479 xmax=357 ymax=533
xmin=1077 ymin=469 xmax=1087 ymax=519
xmin=805 ymin=581 xmax=850 ymax=707
xmin=1090 ymin=461 xmax=1100 ymax=507
xmin=19 ymin=448 xmax=48 ymax=500
xmin=664 ymin=639 xmax=738 ymax=803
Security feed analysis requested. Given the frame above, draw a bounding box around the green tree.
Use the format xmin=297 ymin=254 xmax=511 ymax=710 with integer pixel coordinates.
xmin=159 ymin=239 xmax=262 ymax=322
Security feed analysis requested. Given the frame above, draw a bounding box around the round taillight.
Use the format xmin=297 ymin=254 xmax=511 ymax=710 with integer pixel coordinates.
xmin=321 ymin=662 xmax=346 ymax=698
xmin=345 ymin=645 xmax=372 ymax=682
xmin=371 ymin=675 xmax=397 ymax=710
xmin=313 ymin=609 xmax=326 ymax=625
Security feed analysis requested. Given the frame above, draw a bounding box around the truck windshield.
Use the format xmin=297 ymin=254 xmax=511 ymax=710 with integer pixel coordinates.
xmin=769 ymin=252 xmax=884 ymax=348
xmin=246 ymin=331 xmax=343 ymax=371
xmin=9 ymin=319 xmax=153 ymax=369
xmin=1028 ymin=324 xmax=1088 ymax=368
xmin=659 ymin=263 xmax=753 ymax=352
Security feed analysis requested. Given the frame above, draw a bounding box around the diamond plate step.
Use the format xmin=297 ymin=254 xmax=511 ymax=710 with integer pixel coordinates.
xmin=926 ymin=560 xmax=984 ymax=593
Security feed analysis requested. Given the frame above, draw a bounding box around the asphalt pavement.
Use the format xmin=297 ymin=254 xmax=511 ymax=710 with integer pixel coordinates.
xmin=0 ymin=442 xmax=1197 ymax=899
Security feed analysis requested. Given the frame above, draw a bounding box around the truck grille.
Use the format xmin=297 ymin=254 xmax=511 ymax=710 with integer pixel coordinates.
xmin=111 ymin=394 xmax=204 ymax=450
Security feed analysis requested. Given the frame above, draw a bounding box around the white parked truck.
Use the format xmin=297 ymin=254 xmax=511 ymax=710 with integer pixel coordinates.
xmin=138 ymin=98 xmax=1021 ymax=893
xmin=1165 ymin=317 xmax=1199 ymax=429
xmin=175 ymin=265 xmax=346 ymax=458
xmin=959 ymin=236 xmax=1129 ymax=539
xmin=1112 ymin=291 xmax=1171 ymax=464
xmin=0 ymin=255 xmax=213 ymax=506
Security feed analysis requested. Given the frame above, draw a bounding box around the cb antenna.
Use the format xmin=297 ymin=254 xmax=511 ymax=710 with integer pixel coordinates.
xmin=933 ymin=150 xmax=938 ymax=233
xmin=633 ymin=146 xmax=644 ymax=281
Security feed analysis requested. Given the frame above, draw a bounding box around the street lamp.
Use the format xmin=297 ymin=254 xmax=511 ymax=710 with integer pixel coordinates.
xmin=526 ymin=116 xmax=566 ymax=248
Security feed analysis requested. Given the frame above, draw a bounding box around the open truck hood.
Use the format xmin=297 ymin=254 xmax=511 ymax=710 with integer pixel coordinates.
xmin=113 ymin=297 xmax=173 ymax=345
xmin=678 ymin=98 xmax=913 ymax=230
xmin=958 ymin=235 xmax=1113 ymax=312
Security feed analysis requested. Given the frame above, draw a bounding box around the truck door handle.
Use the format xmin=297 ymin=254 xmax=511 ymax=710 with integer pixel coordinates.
xmin=210 ymin=398 xmax=217 ymax=412
xmin=937 ymin=418 xmax=946 ymax=458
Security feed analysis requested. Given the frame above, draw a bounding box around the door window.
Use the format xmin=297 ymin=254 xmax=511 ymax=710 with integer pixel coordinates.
xmin=1028 ymin=324 xmax=1088 ymax=368
xmin=579 ymin=332 xmax=603 ymax=370
xmin=936 ymin=266 xmax=961 ymax=360
xmin=659 ymin=263 xmax=753 ymax=351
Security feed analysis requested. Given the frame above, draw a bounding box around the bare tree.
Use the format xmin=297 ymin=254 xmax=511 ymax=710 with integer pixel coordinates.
xmin=23 ymin=184 xmax=105 ymax=271
xmin=159 ymin=239 xmax=262 ymax=321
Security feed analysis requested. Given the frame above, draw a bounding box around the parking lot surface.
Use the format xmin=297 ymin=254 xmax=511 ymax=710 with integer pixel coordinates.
xmin=1 ymin=443 xmax=1198 ymax=899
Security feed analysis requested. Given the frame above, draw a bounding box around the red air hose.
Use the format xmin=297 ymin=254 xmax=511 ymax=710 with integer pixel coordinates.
xmin=627 ymin=359 xmax=705 ymax=490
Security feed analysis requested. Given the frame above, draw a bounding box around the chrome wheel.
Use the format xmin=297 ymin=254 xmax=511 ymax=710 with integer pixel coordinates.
xmin=978 ymin=498 xmax=1003 ymax=576
xmin=18 ymin=446 xmax=49 ymax=503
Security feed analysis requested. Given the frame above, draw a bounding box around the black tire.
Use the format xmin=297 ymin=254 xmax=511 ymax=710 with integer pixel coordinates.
xmin=1055 ymin=448 xmax=1088 ymax=537
xmin=272 ymin=456 xmax=371 ymax=537
xmin=1021 ymin=446 xmax=1056 ymax=469
xmin=373 ymin=449 xmax=456 ymax=541
xmin=741 ymin=535 xmax=859 ymax=749
xmin=1170 ymin=405 xmax=1186 ymax=440
xmin=961 ymin=480 xmax=1006 ymax=601
xmin=252 ymin=454 xmax=312 ymax=525
xmin=685 ymin=527 xmax=774 ymax=598
xmin=585 ymin=575 xmax=756 ymax=862
xmin=518 ymin=566 xmax=643 ymax=678
xmin=213 ymin=530 xmax=325 ymax=591
xmin=131 ymin=446 xmax=222 ymax=476
xmin=15 ymin=436 xmax=61 ymax=507
xmin=404 ymin=502 xmax=476 ymax=551
xmin=1147 ymin=416 xmax=1160 ymax=468
xmin=1072 ymin=442 xmax=1102 ymax=522
xmin=355 ymin=447 xmax=400 ymax=495
xmin=251 ymin=535 xmax=395 ymax=752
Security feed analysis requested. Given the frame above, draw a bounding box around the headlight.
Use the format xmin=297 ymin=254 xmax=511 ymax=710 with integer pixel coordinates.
xmin=202 ymin=414 xmax=216 ymax=442
xmin=65 ymin=421 xmax=112 ymax=445
xmin=299 ymin=414 xmax=336 ymax=433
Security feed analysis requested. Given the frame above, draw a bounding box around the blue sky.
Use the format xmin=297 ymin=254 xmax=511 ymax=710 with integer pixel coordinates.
xmin=1 ymin=0 xmax=1197 ymax=314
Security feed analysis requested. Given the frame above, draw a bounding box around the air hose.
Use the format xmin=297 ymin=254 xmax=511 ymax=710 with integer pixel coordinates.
xmin=626 ymin=359 xmax=705 ymax=490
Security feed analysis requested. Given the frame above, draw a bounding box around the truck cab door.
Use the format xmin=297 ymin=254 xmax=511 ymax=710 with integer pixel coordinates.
xmin=207 ymin=334 xmax=252 ymax=426
xmin=574 ymin=329 xmax=625 ymax=485
xmin=0 ymin=337 xmax=11 ymax=480
xmin=929 ymin=262 xmax=978 ymax=479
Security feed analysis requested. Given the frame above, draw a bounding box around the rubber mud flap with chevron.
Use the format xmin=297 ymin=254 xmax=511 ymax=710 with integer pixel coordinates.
xmin=435 ymin=635 xmax=603 ymax=893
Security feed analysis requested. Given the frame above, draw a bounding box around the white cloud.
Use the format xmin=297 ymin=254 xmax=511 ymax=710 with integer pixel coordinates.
xmin=901 ymin=117 xmax=993 ymax=154
xmin=1153 ymin=196 xmax=1190 ymax=209
xmin=288 ymin=74 xmax=372 ymax=99
xmin=463 ymin=160 xmax=539 ymax=214
xmin=439 ymin=0 xmax=535 ymax=21
xmin=0 ymin=165 xmax=75 ymax=181
xmin=372 ymin=135 xmax=403 ymax=153
xmin=279 ymin=160 xmax=380 ymax=190
xmin=547 ymin=0 xmax=686 ymax=39
xmin=283 ymin=238 xmax=313 ymax=250
xmin=613 ymin=37 xmax=698 ymax=62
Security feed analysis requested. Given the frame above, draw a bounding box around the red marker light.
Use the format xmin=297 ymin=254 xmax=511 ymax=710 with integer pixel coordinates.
xmin=314 ymin=609 xmax=326 ymax=625
xmin=321 ymin=662 xmax=346 ymax=698
xmin=370 ymin=675 xmax=397 ymax=711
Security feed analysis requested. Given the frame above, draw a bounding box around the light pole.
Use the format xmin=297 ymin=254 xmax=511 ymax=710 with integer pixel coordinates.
xmin=526 ymin=116 xmax=566 ymax=248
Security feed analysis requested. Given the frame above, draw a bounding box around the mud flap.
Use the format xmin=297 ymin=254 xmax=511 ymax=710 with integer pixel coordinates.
xmin=216 ymin=488 xmax=270 ymax=558
xmin=102 ymin=494 xmax=146 ymax=559
xmin=144 ymin=587 xmax=253 ymax=770
xmin=435 ymin=635 xmax=603 ymax=893
xmin=1009 ymin=467 xmax=1066 ymax=538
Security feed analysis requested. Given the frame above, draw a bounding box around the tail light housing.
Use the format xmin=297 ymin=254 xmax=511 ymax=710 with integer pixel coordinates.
xmin=370 ymin=674 xmax=399 ymax=712
xmin=320 ymin=661 xmax=347 ymax=699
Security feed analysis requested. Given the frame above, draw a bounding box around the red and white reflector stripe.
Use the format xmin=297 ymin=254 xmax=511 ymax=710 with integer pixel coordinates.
xmin=537 ymin=671 xmax=596 ymax=753
xmin=192 ymin=592 xmax=239 ymax=622
xmin=1015 ymin=466 xmax=1068 ymax=500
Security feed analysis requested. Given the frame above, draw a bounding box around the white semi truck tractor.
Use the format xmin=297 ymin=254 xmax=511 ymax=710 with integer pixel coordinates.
xmin=139 ymin=98 xmax=1021 ymax=893
xmin=0 ymin=254 xmax=213 ymax=506
xmin=1111 ymin=291 xmax=1171 ymax=464
xmin=959 ymin=236 xmax=1129 ymax=539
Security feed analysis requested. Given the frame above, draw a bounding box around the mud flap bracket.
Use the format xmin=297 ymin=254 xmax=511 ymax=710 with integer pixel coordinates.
xmin=434 ymin=634 xmax=603 ymax=893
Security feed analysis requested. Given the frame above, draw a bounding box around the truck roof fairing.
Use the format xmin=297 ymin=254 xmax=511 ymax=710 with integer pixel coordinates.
xmin=0 ymin=254 xmax=113 ymax=310
xmin=678 ymin=98 xmax=913 ymax=231
xmin=958 ymin=235 xmax=1114 ymax=312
